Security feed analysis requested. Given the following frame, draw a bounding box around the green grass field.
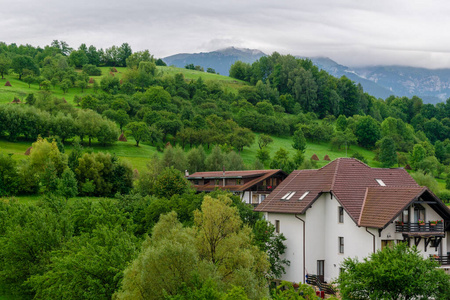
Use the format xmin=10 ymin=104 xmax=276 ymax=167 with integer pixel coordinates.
xmin=0 ymin=65 xmax=246 ymax=105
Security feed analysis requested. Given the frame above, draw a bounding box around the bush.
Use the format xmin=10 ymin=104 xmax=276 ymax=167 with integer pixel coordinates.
xmin=438 ymin=190 xmax=450 ymax=203
xmin=82 ymin=64 xmax=102 ymax=76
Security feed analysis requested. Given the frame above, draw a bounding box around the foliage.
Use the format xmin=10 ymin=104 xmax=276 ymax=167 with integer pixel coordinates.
xmin=410 ymin=171 xmax=440 ymax=194
xmin=252 ymin=220 xmax=289 ymax=279
xmin=355 ymin=116 xmax=381 ymax=148
xmin=337 ymin=243 xmax=450 ymax=300
xmin=0 ymin=154 xmax=19 ymax=196
xmin=153 ymin=167 xmax=193 ymax=199
xmin=378 ymin=136 xmax=397 ymax=167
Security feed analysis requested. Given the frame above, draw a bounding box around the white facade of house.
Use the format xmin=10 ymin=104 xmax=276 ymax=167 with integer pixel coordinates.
xmin=265 ymin=192 xmax=447 ymax=284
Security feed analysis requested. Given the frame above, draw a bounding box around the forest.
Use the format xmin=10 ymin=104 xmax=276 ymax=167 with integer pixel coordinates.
xmin=0 ymin=40 xmax=450 ymax=299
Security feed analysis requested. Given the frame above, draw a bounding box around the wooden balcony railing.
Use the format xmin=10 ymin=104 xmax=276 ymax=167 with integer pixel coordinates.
xmin=430 ymin=255 xmax=450 ymax=265
xmin=395 ymin=222 xmax=444 ymax=233
xmin=256 ymin=185 xmax=277 ymax=192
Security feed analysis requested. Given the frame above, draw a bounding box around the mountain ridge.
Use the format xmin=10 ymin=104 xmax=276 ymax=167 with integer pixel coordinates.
xmin=164 ymin=48 xmax=450 ymax=104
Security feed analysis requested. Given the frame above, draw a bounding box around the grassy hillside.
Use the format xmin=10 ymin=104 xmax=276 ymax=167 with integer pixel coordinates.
xmin=0 ymin=65 xmax=247 ymax=105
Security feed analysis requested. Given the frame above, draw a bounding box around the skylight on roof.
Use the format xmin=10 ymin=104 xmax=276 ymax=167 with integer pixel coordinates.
xmin=281 ymin=192 xmax=295 ymax=200
xmin=286 ymin=192 xmax=296 ymax=200
xmin=299 ymin=191 xmax=310 ymax=200
xmin=375 ymin=179 xmax=386 ymax=186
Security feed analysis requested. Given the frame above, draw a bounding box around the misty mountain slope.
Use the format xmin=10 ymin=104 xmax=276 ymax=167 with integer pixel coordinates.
xmin=164 ymin=48 xmax=450 ymax=104
xmin=163 ymin=47 xmax=265 ymax=76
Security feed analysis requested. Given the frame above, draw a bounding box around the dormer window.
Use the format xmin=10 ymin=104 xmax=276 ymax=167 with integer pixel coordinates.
xmin=299 ymin=191 xmax=310 ymax=200
xmin=375 ymin=179 xmax=386 ymax=186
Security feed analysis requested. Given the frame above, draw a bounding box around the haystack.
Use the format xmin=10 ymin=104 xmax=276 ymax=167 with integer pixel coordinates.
xmin=311 ymin=154 xmax=319 ymax=161
xmin=405 ymin=164 xmax=412 ymax=170
xmin=118 ymin=132 xmax=127 ymax=142
xmin=25 ymin=146 xmax=32 ymax=155
xmin=5 ymin=81 xmax=11 ymax=86
xmin=165 ymin=142 xmax=172 ymax=148
xmin=12 ymin=97 xmax=21 ymax=103
xmin=324 ymin=154 xmax=331 ymax=161
xmin=89 ymin=78 xmax=94 ymax=84
xmin=62 ymin=98 xmax=67 ymax=103
xmin=109 ymin=72 xmax=115 ymax=76
xmin=133 ymin=169 xmax=140 ymax=180
xmin=111 ymin=67 xmax=118 ymax=72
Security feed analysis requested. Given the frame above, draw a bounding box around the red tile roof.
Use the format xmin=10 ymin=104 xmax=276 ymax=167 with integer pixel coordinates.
xmin=187 ymin=169 xmax=286 ymax=192
xmin=255 ymin=158 xmax=447 ymax=228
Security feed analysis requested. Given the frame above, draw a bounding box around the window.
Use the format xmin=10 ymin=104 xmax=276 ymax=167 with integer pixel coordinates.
xmin=261 ymin=195 xmax=266 ymax=202
xmin=215 ymin=179 xmax=220 ymax=185
xmin=236 ymin=178 xmax=242 ymax=185
xmin=414 ymin=204 xmax=425 ymax=222
xmin=339 ymin=237 xmax=344 ymax=253
xmin=338 ymin=206 xmax=344 ymax=223
xmin=375 ymin=179 xmax=386 ymax=186
xmin=275 ymin=220 xmax=280 ymax=233
xmin=402 ymin=209 xmax=409 ymax=223
xmin=194 ymin=180 xmax=199 ymax=185
xmin=281 ymin=191 xmax=295 ymax=200
xmin=299 ymin=191 xmax=310 ymax=200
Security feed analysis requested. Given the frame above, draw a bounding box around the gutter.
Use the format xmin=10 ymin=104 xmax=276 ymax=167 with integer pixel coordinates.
xmin=295 ymin=214 xmax=306 ymax=284
xmin=366 ymin=227 xmax=376 ymax=253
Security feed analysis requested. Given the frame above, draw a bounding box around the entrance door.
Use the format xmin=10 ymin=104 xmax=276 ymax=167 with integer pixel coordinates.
xmin=317 ymin=260 xmax=325 ymax=283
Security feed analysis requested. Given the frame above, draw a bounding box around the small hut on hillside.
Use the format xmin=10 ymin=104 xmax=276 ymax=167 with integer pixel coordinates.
xmin=25 ymin=147 xmax=32 ymax=155
xmin=118 ymin=132 xmax=127 ymax=142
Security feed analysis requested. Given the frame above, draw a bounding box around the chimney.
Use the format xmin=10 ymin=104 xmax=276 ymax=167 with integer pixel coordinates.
xmin=185 ymin=170 xmax=189 ymax=177
xmin=222 ymin=165 xmax=225 ymax=176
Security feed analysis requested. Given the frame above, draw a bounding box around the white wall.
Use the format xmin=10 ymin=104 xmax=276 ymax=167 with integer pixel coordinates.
xmin=266 ymin=212 xmax=305 ymax=283
xmin=266 ymin=195 xmax=449 ymax=284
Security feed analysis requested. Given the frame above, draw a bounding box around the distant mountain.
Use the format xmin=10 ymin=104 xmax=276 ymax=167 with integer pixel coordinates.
xmin=163 ymin=47 xmax=266 ymax=76
xmin=310 ymin=57 xmax=450 ymax=104
xmin=164 ymin=48 xmax=450 ymax=104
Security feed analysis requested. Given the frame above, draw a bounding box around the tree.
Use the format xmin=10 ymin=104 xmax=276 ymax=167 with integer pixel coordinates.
xmin=194 ymin=195 xmax=269 ymax=298
xmin=0 ymin=54 xmax=11 ymax=79
xmin=153 ymin=167 xmax=193 ymax=198
xmin=258 ymin=134 xmax=273 ymax=149
xmin=355 ymin=116 xmax=381 ymax=148
xmin=252 ymin=220 xmax=289 ymax=279
xmin=55 ymin=168 xmax=78 ymax=199
xmin=410 ymin=144 xmax=427 ymax=170
xmin=11 ymin=55 xmax=40 ymax=79
xmin=126 ymin=121 xmax=150 ymax=147
xmin=0 ymin=153 xmax=19 ymax=196
xmin=60 ymin=79 xmax=71 ymax=94
xmin=337 ymin=243 xmax=450 ymax=299
xmin=270 ymin=148 xmax=296 ymax=174
xmin=378 ymin=137 xmax=397 ymax=168
xmin=292 ymin=129 xmax=306 ymax=153
xmin=229 ymin=61 xmax=251 ymax=81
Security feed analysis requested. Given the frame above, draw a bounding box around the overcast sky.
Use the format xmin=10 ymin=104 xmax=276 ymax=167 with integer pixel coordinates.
xmin=2 ymin=0 xmax=450 ymax=68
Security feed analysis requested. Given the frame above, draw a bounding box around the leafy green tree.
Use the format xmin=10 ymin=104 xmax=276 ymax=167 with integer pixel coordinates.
xmin=292 ymin=129 xmax=306 ymax=153
xmin=153 ymin=167 xmax=193 ymax=198
xmin=330 ymin=129 xmax=357 ymax=150
xmin=256 ymin=148 xmax=271 ymax=166
xmin=0 ymin=53 xmax=11 ymax=79
xmin=68 ymin=49 xmax=89 ymax=68
xmin=335 ymin=114 xmax=348 ymax=131
xmin=126 ymin=121 xmax=150 ymax=147
xmin=205 ymin=145 xmax=226 ymax=171
xmin=187 ymin=146 xmax=207 ymax=173
xmin=55 ymin=168 xmax=78 ymax=199
xmin=258 ymin=134 xmax=273 ymax=149
xmin=11 ymin=55 xmax=40 ymax=79
xmin=229 ymin=61 xmax=251 ymax=81
xmin=60 ymin=79 xmax=71 ymax=94
xmin=378 ymin=137 xmax=397 ymax=168
xmin=80 ymin=94 xmax=99 ymax=110
xmin=0 ymin=153 xmax=19 ymax=196
xmin=410 ymin=143 xmax=427 ymax=170
xmin=337 ymin=243 xmax=450 ymax=299
xmin=194 ymin=195 xmax=269 ymax=299
xmin=270 ymin=148 xmax=295 ymax=173
xmin=253 ymin=220 xmax=289 ymax=279
xmin=355 ymin=115 xmax=381 ymax=148
xmin=225 ymin=151 xmax=245 ymax=171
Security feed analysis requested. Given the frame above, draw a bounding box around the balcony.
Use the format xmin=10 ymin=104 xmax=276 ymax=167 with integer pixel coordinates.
xmin=395 ymin=222 xmax=444 ymax=233
xmin=255 ymin=185 xmax=278 ymax=192
xmin=430 ymin=255 xmax=450 ymax=265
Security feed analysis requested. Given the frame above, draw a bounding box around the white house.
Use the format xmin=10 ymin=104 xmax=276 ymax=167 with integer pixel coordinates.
xmin=255 ymin=158 xmax=450 ymax=284
xmin=186 ymin=169 xmax=287 ymax=206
